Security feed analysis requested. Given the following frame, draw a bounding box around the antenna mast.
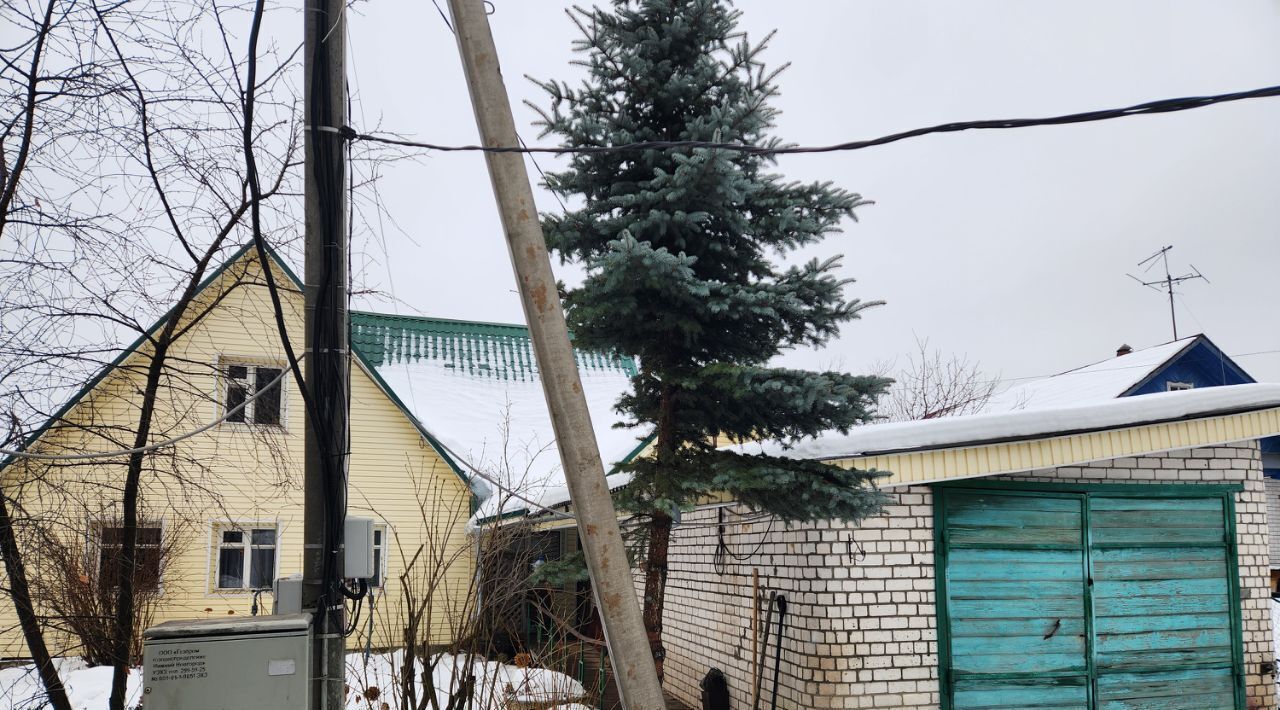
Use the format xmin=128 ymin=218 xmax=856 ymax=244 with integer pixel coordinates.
xmin=1127 ymin=245 xmax=1208 ymax=340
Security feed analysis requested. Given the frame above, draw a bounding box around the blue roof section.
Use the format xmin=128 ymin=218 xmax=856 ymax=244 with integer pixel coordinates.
xmin=1124 ymin=337 xmax=1255 ymax=396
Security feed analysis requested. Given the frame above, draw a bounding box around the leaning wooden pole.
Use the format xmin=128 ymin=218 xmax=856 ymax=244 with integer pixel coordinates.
xmin=444 ymin=1 xmax=666 ymax=707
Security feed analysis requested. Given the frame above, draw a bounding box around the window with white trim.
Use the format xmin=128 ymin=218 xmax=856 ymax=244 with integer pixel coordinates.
xmin=214 ymin=525 xmax=277 ymax=590
xmin=371 ymin=526 xmax=387 ymax=588
xmin=1166 ymin=381 xmax=1195 ymax=392
xmin=222 ymin=362 xmax=283 ymax=426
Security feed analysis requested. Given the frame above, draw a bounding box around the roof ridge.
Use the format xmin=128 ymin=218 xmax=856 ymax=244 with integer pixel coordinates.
xmin=351 ymin=311 xmax=639 ymax=379
xmin=351 ymin=310 xmax=530 ymax=334
xmin=1049 ymin=334 xmax=1202 ymax=378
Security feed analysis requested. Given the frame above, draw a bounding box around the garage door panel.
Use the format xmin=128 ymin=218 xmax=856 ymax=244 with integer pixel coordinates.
xmin=1089 ymin=497 xmax=1223 ymax=513
xmin=1095 ymin=667 xmax=1235 ymax=709
xmin=945 ymin=492 xmax=1083 ymax=545
xmin=1092 ymin=611 xmax=1229 ymax=635
xmin=952 ymin=676 xmax=1088 ymax=709
xmin=952 ymin=633 xmax=1086 ymax=664
xmin=952 ymin=616 xmax=1086 ymax=639
xmin=950 ymin=580 xmax=1082 ymax=600
xmin=948 ymin=548 xmax=1082 ymax=581
xmin=1097 ymin=627 xmax=1232 ymax=653
xmin=1099 ymin=647 xmax=1233 ymax=673
xmin=1093 ymin=577 xmax=1229 ymax=599
xmin=939 ymin=487 xmax=1241 ymax=710
xmin=949 ymin=595 xmax=1084 ymax=620
xmin=1091 ymin=547 xmax=1227 ymax=581
xmin=953 ymin=650 xmax=1087 ymax=675
xmin=1092 ymin=591 xmax=1227 ymax=617
xmin=1089 ymin=497 xmax=1225 ymax=546
xmin=1088 ymin=497 xmax=1237 ymax=705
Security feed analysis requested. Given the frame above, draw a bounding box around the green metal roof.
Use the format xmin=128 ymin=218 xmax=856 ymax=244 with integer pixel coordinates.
xmin=350 ymin=311 xmax=638 ymax=382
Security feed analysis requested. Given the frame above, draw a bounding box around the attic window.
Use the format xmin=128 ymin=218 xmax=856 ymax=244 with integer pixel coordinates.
xmin=1166 ymin=381 xmax=1195 ymax=392
xmin=222 ymin=362 xmax=284 ymax=426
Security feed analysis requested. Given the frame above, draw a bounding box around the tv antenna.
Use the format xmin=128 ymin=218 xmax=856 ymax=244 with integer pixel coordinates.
xmin=1127 ymin=245 xmax=1208 ymax=340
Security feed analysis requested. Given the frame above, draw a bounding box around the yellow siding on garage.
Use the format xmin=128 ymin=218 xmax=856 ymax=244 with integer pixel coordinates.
xmin=0 ymin=249 xmax=474 ymax=658
xmin=825 ymin=407 xmax=1280 ymax=487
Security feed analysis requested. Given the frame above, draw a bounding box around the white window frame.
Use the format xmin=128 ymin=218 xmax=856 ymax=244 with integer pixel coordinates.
xmin=218 ymin=358 xmax=287 ymax=429
xmin=1166 ymin=381 xmax=1195 ymax=392
xmin=211 ymin=523 xmax=279 ymax=592
xmin=96 ymin=520 xmax=165 ymax=594
xmin=370 ymin=525 xmax=388 ymax=588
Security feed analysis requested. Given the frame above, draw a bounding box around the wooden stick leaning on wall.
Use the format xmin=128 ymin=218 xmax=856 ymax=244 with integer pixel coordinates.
xmin=751 ymin=568 xmax=760 ymax=708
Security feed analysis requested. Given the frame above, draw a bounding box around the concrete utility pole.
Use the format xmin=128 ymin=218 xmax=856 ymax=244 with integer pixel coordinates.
xmin=302 ymin=0 xmax=347 ymax=708
xmin=444 ymin=1 xmax=667 ymax=707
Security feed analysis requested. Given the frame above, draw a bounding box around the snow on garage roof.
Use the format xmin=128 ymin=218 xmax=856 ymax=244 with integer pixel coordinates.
xmin=733 ymin=383 xmax=1280 ymax=461
xmin=350 ymin=312 xmax=647 ymax=520
xmin=982 ymin=337 xmax=1199 ymax=412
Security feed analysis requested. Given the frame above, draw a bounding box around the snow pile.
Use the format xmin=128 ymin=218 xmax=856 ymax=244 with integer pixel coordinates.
xmin=0 ymin=659 xmax=141 ymax=710
xmin=344 ymin=651 xmax=586 ymax=709
xmin=1272 ymin=598 xmax=1280 ymax=672
xmin=0 ymin=652 xmax=583 ymax=709
xmin=729 ymin=383 xmax=1280 ymax=462
xmin=983 ymin=337 xmax=1195 ymax=412
xmin=373 ymin=352 xmax=645 ymax=522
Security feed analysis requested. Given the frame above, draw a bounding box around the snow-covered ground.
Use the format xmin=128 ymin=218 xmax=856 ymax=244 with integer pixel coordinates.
xmin=0 ymin=652 xmax=585 ymax=709
xmin=1272 ymin=598 xmax=1280 ymax=677
xmin=344 ymin=651 xmax=586 ymax=709
xmin=0 ymin=659 xmax=141 ymax=710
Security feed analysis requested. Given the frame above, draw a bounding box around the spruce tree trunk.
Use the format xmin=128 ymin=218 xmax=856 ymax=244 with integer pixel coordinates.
xmin=642 ymin=511 xmax=672 ymax=682
xmin=0 ymin=492 xmax=72 ymax=710
xmin=641 ymin=381 xmax=677 ymax=681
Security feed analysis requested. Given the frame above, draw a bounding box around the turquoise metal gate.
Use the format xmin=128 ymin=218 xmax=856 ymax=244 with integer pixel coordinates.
xmin=934 ymin=483 xmax=1244 ymax=710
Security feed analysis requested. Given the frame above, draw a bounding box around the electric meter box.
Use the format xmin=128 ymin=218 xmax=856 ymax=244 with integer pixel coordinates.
xmin=141 ymin=613 xmax=311 ymax=710
xmin=344 ymin=516 xmax=375 ymax=579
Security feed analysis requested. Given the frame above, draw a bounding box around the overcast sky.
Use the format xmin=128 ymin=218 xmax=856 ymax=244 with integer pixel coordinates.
xmin=343 ymin=1 xmax=1280 ymax=391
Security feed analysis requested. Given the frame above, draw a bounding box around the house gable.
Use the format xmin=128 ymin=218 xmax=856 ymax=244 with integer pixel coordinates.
xmin=2 ymin=243 xmax=472 ymax=494
xmin=1123 ymin=336 xmax=1255 ymax=396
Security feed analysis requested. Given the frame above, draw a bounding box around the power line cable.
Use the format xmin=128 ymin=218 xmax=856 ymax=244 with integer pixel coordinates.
xmin=344 ymin=83 xmax=1280 ymax=156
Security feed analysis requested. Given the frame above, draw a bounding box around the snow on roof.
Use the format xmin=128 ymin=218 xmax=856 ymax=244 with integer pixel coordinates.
xmin=982 ymin=337 xmax=1198 ymax=412
xmin=732 ymin=383 xmax=1280 ymax=461
xmin=350 ymin=312 xmax=646 ymax=520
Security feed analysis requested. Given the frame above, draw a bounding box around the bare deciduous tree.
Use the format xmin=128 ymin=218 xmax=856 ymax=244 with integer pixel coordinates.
xmin=0 ymin=1 xmax=302 ymax=707
xmin=875 ymin=337 xmax=999 ymax=421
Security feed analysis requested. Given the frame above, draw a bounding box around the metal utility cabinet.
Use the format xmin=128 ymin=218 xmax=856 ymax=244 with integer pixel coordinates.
xmin=142 ymin=613 xmax=311 ymax=709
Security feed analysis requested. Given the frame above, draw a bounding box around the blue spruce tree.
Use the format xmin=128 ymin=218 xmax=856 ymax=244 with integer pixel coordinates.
xmin=533 ymin=0 xmax=891 ymax=674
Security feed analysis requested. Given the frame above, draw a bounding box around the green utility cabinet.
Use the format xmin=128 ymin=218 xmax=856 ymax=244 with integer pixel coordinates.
xmin=141 ymin=613 xmax=311 ymax=709
xmin=934 ymin=482 xmax=1245 ymax=710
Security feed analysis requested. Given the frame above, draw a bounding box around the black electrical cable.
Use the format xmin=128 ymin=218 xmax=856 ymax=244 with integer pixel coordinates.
xmin=347 ymin=83 xmax=1280 ymax=157
xmin=344 ymin=595 xmax=363 ymax=636
xmin=713 ymin=507 xmax=774 ymax=575
xmin=305 ymin=0 xmax=351 ymax=629
xmin=339 ymin=577 xmax=369 ymax=601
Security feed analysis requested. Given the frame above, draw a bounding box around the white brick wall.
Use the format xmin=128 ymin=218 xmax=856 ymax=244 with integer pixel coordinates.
xmin=653 ymin=441 xmax=1277 ymax=709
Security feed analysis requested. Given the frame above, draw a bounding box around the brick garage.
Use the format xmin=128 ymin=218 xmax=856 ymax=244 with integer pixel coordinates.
xmin=656 ymin=441 xmax=1278 ymax=710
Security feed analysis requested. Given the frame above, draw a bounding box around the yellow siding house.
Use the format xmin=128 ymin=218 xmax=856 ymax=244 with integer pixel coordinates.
xmin=0 ymin=245 xmax=479 ymax=658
